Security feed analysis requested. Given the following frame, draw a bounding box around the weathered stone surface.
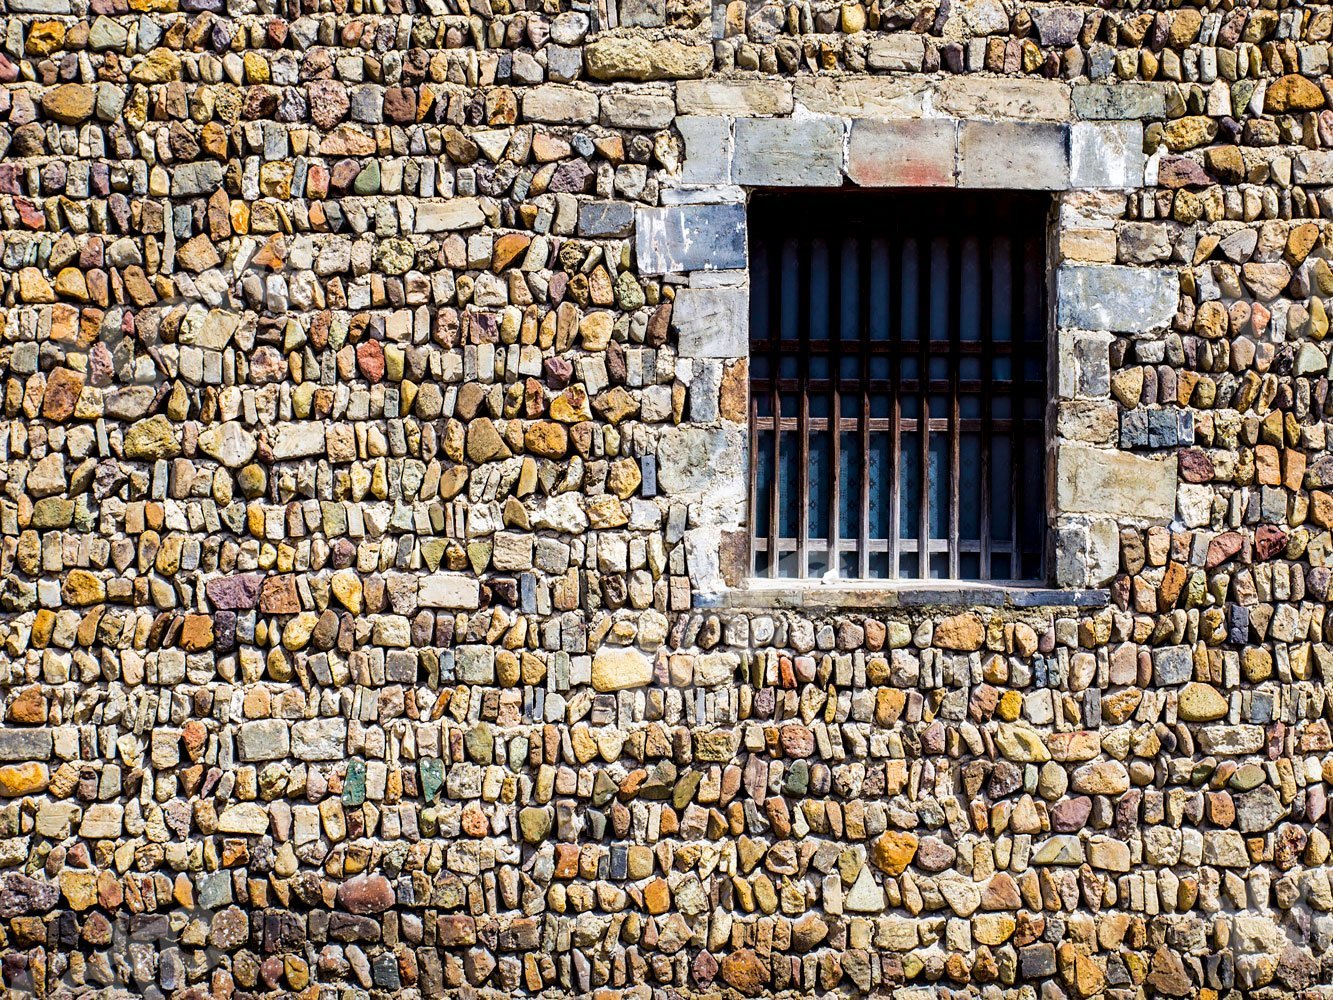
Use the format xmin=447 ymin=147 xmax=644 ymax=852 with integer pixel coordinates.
xmin=732 ymin=117 xmax=844 ymax=187
xmin=635 ymin=203 xmax=746 ymax=275
xmin=848 ymin=119 xmax=956 ymax=187
xmin=678 ymin=80 xmax=792 ymax=116
xmin=1056 ymin=264 xmax=1179 ymax=333
xmin=959 ymin=121 xmax=1070 ymax=189
xmin=671 ymin=286 xmax=748 ymax=358
xmin=1056 ymin=444 xmax=1178 ymax=520
xmin=591 ymin=647 xmax=653 ymax=691
xmin=6 ymin=1 xmax=1330 ymax=994
xmin=584 ymin=38 xmax=710 ymax=81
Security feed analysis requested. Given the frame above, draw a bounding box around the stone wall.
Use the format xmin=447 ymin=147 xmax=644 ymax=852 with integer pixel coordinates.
xmin=1 ymin=0 xmax=1333 ymax=996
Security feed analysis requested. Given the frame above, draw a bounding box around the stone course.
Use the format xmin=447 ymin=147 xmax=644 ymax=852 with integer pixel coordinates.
xmin=0 ymin=0 xmax=1332 ymax=997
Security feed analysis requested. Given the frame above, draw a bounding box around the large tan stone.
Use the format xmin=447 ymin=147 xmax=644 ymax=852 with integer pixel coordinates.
xmin=1056 ymin=444 xmax=1177 ymax=520
xmin=591 ymin=647 xmax=653 ymax=691
xmin=793 ymin=77 xmax=927 ymax=117
xmin=584 ymin=37 xmax=710 ymax=81
xmin=933 ymin=77 xmax=1071 ymax=121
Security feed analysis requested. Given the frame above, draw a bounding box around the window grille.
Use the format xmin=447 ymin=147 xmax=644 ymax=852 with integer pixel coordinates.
xmin=749 ymin=191 xmax=1049 ymax=583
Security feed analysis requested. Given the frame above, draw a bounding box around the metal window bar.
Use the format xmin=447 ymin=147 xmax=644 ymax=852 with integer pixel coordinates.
xmin=749 ymin=192 xmax=1049 ymax=583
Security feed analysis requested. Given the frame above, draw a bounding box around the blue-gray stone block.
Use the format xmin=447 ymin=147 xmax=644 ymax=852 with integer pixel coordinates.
xmin=579 ymin=201 xmax=634 ymax=237
xmin=635 ymin=203 xmax=746 ymax=275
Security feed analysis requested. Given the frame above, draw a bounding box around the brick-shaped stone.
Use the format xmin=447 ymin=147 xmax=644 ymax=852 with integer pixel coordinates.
xmin=635 ymin=203 xmax=746 ymax=275
xmin=848 ymin=119 xmax=956 ymax=187
xmin=1056 ymin=443 xmax=1177 ymax=521
xmin=1070 ymin=122 xmax=1144 ymax=189
xmin=676 ymin=80 xmax=793 ymax=116
xmin=521 ymin=84 xmax=598 ymax=124
xmin=958 ymin=122 xmax=1069 ymax=189
xmin=599 ymin=93 xmax=675 ymax=129
xmin=677 ymin=117 xmax=733 ymax=185
xmin=732 ymin=117 xmax=844 ymax=187
xmin=419 ymin=574 xmax=481 ymax=609
xmin=1072 ymin=82 xmax=1169 ymax=120
xmin=1056 ymin=264 xmax=1179 ymax=333
xmin=578 ymin=201 xmax=634 ymax=237
xmin=672 ymin=285 xmax=748 ymax=358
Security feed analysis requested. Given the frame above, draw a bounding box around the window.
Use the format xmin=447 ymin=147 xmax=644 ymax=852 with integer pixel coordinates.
xmin=749 ymin=192 xmax=1049 ymax=584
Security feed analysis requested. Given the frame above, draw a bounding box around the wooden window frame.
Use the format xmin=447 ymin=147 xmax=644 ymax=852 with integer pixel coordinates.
xmin=745 ymin=190 xmax=1054 ymax=588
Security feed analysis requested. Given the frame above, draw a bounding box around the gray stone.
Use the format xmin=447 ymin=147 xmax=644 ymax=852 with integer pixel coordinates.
xmin=677 ymin=117 xmax=733 ymax=186
xmin=1030 ymin=7 xmax=1085 ymax=46
xmin=732 ymin=117 xmax=844 ymax=187
xmin=1294 ymin=151 xmax=1333 ymax=185
xmin=655 ymin=427 xmax=746 ymax=501
xmin=1151 ymin=645 xmax=1193 ymax=686
xmin=0 ymin=729 xmax=53 ymax=762
xmin=521 ymin=84 xmax=598 ymax=124
xmin=619 ymin=0 xmax=665 ymax=27
xmin=1057 ymin=444 xmax=1177 ymax=521
xmin=172 ymin=162 xmax=225 ymax=197
xmin=958 ymin=121 xmax=1070 ymax=189
xmin=291 ymin=719 xmax=347 ymax=761
xmin=1072 ymin=82 xmax=1169 ymax=120
xmin=936 ymin=78 xmax=1071 ymax=121
xmin=635 ymin=203 xmax=746 ymax=275
xmin=600 ymin=93 xmax=675 ymax=129
xmin=237 ymin=719 xmax=290 ymax=761
xmin=416 ymin=198 xmax=486 ymax=232
xmin=672 ymin=286 xmax=748 ymax=358
xmin=793 ymin=77 xmax=927 ymax=117
xmin=456 ymin=646 xmax=496 ymax=683
xmin=1056 ymin=264 xmax=1179 ymax=333
xmin=866 ymin=35 xmax=925 ymax=72
xmin=578 ymin=201 xmax=634 ymax=237
xmin=848 ymin=119 xmax=956 ymax=187
xmin=1235 ymin=786 xmax=1286 ymax=833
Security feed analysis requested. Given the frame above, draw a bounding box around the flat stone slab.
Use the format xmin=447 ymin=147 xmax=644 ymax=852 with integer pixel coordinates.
xmin=1056 ymin=264 xmax=1179 ymax=333
xmin=635 ymin=203 xmax=747 ymax=275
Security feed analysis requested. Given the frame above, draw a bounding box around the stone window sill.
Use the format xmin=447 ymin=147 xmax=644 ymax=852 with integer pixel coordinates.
xmin=702 ymin=580 xmax=1109 ymax=611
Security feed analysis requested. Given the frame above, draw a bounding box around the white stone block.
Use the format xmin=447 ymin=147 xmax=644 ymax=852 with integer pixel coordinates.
xmin=1070 ymin=121 xmax=1145 ymax=189
xmin=419 ymin=574 xmax=481 ymax=609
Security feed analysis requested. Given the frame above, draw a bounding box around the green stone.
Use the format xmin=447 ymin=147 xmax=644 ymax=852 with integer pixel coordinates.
xmin=343 ymin=759 xmax=366 ymax=806
xmin=672 ymin=770 xmax=701 ymax=810
xmin=784 ymin=760 xmax=810 ymax=796
xmin=614 ymin=271 xmax=645 ymax=310
xmin=419 ymin=759 xmax=443 ymax=802
xmin=353 ymin=160 xmax=380 ymax=194
xmin=238 ymin=464 xmax=267 ymax=498
xmin=123 ymin=415 xmax=181 ymax=460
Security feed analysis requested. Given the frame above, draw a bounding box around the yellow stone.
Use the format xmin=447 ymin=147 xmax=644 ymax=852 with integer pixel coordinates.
xmin=870 ymin=830 xmax=918 ymax=875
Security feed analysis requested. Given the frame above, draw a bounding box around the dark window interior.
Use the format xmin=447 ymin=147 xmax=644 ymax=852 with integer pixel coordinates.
xmin=748 ymin=191 xmax=1049 ymax=583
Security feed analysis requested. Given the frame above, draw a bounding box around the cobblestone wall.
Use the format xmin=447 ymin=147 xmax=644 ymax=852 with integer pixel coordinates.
xmin=1 ymin=0 xmax=1333 ymax=996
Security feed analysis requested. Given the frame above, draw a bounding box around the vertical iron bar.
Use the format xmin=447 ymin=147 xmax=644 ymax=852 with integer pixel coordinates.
xmin=1009 ymin=225 xmax=1025 ymax=580
xmin=916 ymin=235 xmax=932 ymax=581
xmin=768 ymin=237 xmax=782 ymax=579
xmin=828 ymin=237 xmax=841 ymax=578
xmin=798 ymin=236 xmax=811 ymax=580
xmin=947 ymin=233 xmax=962 ymax=580
xmin=888 ymin=234 xmax=902 ymax=579
xmin=979 ymin=228 xmax=994 ymax=581
xmin=859 ymin=236 xmax=873 ymax=580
